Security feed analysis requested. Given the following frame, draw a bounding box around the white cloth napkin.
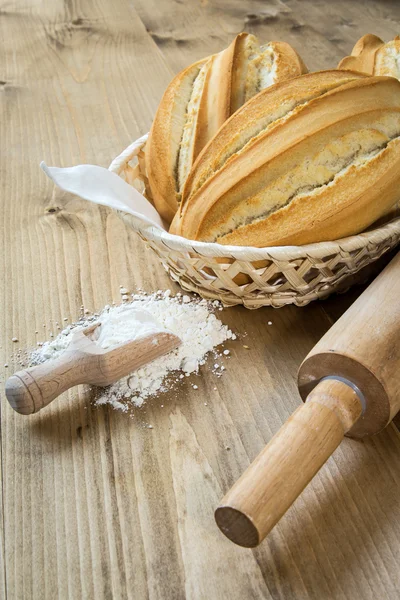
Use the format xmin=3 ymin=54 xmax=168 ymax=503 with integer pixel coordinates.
xmin=40 ymin=162 xmax=167 ymax=230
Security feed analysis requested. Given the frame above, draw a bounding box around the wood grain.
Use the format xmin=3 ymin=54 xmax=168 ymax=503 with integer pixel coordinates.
xmin=1 ymin=0 xmax=400 ymax=598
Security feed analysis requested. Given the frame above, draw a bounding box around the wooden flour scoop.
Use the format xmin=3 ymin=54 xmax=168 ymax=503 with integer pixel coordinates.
xmin=216 ymin=251 xmax=400 ymax=547
xmin=5 ymin=323 xmax=181 ymax=415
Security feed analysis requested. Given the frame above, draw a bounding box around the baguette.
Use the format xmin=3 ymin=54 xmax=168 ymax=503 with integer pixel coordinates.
xmin=338 ymin=34 xmax=400 ymax=80
xmin=173 ymin=71 xmax=400 ymax=247
xmin=145 ymin=33 xmax=307 ymax=223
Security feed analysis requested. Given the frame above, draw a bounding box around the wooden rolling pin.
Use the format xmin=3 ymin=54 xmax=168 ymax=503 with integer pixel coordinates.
xmin=215 ymin=251 xmax=400 ymax=547
xmin=6 ymin=324 xmax=180 ymax=415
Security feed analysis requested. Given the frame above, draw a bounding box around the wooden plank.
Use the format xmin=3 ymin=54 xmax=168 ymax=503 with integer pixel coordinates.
xmin=0 ymin=418 xmax=5 ymax=600
xmin=1 ymin=0 xmax=400 ymax=598
xmin=134 ymin=0 xmax=400 ymax=73
xmin=0 ymin=2 xmax=175 ymax=598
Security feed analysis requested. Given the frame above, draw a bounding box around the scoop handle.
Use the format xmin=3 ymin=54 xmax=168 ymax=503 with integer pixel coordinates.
xmin=5 ymin=351 xmax=95 ymax=415
xmin=215 ymin=378 xmax=362 ymax=547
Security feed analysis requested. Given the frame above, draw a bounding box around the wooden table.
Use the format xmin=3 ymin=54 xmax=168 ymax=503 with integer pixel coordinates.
xmin=1 ymin=1 xmax=400 ymax=598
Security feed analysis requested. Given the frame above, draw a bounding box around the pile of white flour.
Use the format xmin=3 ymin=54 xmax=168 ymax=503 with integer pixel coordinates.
xmin=32 ymin=291 xmax=235 ymax=411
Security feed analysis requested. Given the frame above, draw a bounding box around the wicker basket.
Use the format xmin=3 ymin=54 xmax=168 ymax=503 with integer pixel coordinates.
xmin=109 ymin=134 xmax=400 ymax=308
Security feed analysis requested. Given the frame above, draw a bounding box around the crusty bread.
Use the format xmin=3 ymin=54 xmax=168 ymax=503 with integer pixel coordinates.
xmin=338 ymin=34 xmax=400 ymax=80
xmin=375 ymin=37 xmax=400 ymax=79
xmin=146 ymin=33 xmax=307 ymax=223
xmin=172 ymin=70 xmax=366 ymax=234
xmin=145 ymin=59 xmax=208 ymax=224
xmin=177 ymin=70 xmax=365 ymax=211
xmin=172 ymin=71 xmax=400 ymax=247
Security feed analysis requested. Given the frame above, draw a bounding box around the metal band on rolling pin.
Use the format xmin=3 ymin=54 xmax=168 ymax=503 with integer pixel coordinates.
xmin=311 ymin=375 xmax=367 ymax=416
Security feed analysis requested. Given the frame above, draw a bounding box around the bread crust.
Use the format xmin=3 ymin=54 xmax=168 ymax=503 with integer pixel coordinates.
xmin=179 ymin=70 xmax=366 ymax=214
xmin=218 ymin=120 xmax=400 ymax=246
xmin=270 ymin=41 xmax=308 ymax=83
xmin=147 ymin=33 xmax=308 ymax=224
xmin=175 ymin=72 xmax=400 ymax=247
xmin=145 ymin=59 xmax=207 ymax=223
xmin=193 ymin=34 xmax=242 ymax=160
xmin=337 ymin=34 xmax=384 ymax=74
xmin=338 ymin=34 xmax=400 ymax=80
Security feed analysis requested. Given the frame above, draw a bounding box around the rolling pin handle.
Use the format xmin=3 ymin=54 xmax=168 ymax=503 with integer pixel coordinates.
xmin=215 ymin=378 xmax=363 ymax=547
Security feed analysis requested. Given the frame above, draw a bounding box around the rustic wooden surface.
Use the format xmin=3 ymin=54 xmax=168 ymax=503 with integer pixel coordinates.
xmin=1 ymin=1 xmax=400 ymax=598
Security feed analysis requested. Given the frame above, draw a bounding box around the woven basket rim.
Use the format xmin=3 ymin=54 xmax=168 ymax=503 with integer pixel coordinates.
xmin=109 ymin=133 xmax=400 ymax=261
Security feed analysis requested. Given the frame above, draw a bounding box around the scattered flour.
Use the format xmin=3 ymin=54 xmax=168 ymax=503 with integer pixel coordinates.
xmin=31 ymin=291 xmax=235 ymax=411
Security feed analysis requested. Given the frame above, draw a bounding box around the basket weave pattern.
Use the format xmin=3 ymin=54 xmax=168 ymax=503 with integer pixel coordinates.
xmin=109 ymin=134 xmax=400 ymax=308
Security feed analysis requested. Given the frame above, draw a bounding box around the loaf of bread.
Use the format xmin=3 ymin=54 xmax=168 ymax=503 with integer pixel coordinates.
xmin=338 ymin=34 xmax=400 ymax=79
xmin=171 ymin=70 xmax=400 ymax=247
xmin=145 ymin=33 xmax=307 ymax=223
